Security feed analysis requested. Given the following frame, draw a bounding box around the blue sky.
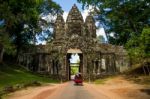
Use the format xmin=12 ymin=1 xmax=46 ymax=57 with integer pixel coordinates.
xmin=53 ymin=0 xmax=83 ymax=12
xmin=40 ymin=0 xmax=107 ymax=63
xmin=39 ymin=0 xmax=107 ymax=44
xmin=53 ymin=0 xmax=106 ymax=63
xmin=53 ymin=0 xmax=82 ymax=63
xmin=53 ymin=0 xmax=107 ymax=41
xmin=53 ymin=0 xmax=89 ymax=21
xmin=38 ymin=0 xmax=107 ymax=45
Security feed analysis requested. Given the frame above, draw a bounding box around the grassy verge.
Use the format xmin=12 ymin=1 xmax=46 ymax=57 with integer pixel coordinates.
xmin=123 ymin=75 xmax=150 ymax=85
xmin=122 ymin=63 xmax=150 ymax=85
xmin=0 ymin=63 xmax=59 ymax=95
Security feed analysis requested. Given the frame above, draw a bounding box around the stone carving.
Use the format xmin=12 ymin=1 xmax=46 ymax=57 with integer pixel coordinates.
xmin=19 ymin=4 xmax=129 ymax=80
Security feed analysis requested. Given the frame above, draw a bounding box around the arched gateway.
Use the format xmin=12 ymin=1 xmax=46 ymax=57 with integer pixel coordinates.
xmin=19 ymin=4 xmax=129 ymax=80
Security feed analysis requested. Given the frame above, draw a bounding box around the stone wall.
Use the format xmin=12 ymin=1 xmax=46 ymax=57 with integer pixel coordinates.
xmin=19 ymin=4 xmax=130 ymax=80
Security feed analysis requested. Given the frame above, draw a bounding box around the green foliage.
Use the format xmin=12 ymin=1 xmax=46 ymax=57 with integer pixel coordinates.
xmin=0 ymin=0 xmax=43 ymax=56
xmin=140 ymin=28 xmax=150 ymax=58
xmin=0 ymin=0 xmax=62 ymax=61
xmin=77 ymin=0 xmax=150 ymax=45
xmin=0 ymin=33 xmax=15 ymax=55
xmin=78 ymin=0 xmax=150 ymax=66
xmin=126 ymin=27 xmax=150 ymax=63
xmin=40 ymin=0 xmax=63 ymax=14
xmin=94 ymin=79 xmax=106 ymax=84
xmin=0 ymin=63 xmax=58 ymax=90
xmin=71 ymin=66 xmax=79 ymax=75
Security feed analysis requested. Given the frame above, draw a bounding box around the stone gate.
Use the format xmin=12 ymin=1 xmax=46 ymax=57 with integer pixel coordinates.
xmin=19 ymin=4 xmax=129 ymax=80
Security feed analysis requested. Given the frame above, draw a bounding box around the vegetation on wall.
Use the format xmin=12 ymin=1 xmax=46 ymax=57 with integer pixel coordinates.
xmin=77 ymin=0 xmax=150 ymax=66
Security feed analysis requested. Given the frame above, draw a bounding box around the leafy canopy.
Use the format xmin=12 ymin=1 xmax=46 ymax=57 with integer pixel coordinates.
xmin=0 ymin=0 xmax=62 ymax=56
xmin=77 ymin=0 xmax=150 ymax=45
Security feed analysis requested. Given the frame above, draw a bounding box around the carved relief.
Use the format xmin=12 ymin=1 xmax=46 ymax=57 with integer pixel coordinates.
xmin=20 ymin=4 xmax=129 ymax=80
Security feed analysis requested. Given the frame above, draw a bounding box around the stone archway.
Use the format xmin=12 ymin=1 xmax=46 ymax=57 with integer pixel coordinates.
xmin=19 ymin=4 xmax=129 ymax=81
xmin=66 ymin=49 xmax=83 ymax=80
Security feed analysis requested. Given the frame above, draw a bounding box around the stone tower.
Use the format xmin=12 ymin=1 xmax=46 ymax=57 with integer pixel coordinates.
xmin=54 ymin=14 xmax=65 ymax=40
xmin=19 ymin=4 xmax=129 ymax=81
xmin=85 ymin=15 xmax=96 ymax=38
xmin=66 ymin=4 xmax=84 ymax=37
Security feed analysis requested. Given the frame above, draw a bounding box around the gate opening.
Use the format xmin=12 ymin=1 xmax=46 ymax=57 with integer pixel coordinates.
xmin=66 ymin=49 xmax=83 ymax=80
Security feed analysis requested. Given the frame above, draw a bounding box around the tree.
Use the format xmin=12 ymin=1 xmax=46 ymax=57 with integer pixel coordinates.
xmin=77 ymin=0 xmax=150 ymax=45
xmin=38 ymin=0 xmax=63 ymax=43
xmin=140 ymin=27 xmax=150 ymax=58
xmin=0 ymin=0 xmax=62 ymax=62
xmin=125 ymin=27 xmax=150 ymax=64
xmin=0 ymin=20 xmax=16 ymax=63
xmin=0 ymin=0 xmax=42 ymax=60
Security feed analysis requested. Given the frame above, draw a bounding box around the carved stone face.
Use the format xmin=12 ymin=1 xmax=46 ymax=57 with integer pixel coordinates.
xmin=71 ymin=34 xmax=79 ymax=40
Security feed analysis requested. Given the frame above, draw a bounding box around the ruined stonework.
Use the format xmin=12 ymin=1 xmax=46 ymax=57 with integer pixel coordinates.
xmin=19 ymin=4 xmax=129 ymax=80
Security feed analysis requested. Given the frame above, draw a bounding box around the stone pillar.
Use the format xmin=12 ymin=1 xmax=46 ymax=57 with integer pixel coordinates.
xmin=112 ymin=54 xmax=116 ymax=73
xmin=47 ymin=61 xmax=50 ymax=72
xmin=83 ymin=54 xmax=87 ymax=78
xmin=79 ymin=54 xmax=83 ymax=75
xmin=52 ymin=59 xmax=54 ymax=74
xmin=97 ymin=60 xmax=101 ymax=74
xmin=62 ymin=55 xmax=66 ymax=76
xmin=93 ymin=60 xmax=96 ymax=74
xmin=58 ymin=55 xmax=63 ymax=76
xmin=66 ymin=53 xmax=71 ymax=80
xmin=38 ymin=54 xmax=41 ymax=72
xmin=50 ymin=59 xmax=53 ymax=74
xmin=105 ymin=55 xmax=109 ymax=73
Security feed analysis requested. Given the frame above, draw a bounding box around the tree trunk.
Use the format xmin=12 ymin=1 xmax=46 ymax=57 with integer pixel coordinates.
xmin=142 ymin=66 xmax=146 ymax=76
xmin=0 ymin=44 xmax=4 ymax=63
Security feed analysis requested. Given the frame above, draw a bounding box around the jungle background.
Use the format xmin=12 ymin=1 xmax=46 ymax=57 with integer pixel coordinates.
xmin=0 ymin=0 xmax=149 ymax=98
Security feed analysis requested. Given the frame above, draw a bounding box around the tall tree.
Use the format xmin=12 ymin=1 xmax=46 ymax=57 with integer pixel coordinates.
xmin=0 ymin=20 xmax=15 ymax=63
xmin=125 ymin=27 xmax=150 ymax=65
xmin=0 ymin=0 xmax=62 ymax=62
xmin=77 ymin=0 xmax=150 ymax=45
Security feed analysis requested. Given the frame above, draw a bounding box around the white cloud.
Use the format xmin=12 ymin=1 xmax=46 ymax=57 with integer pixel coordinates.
xmin=36 ymin=40 xmax=46 ymax=45
xmin=82 ymin=8 xmax=89 ymax=21
xmin=81 ymin=5 xmax=95 ymax=21
xmin=70 ymin=54 xmax=80 ymax=63
xmin=62 ymin=8 xmax=107 ymax=41
xmin=63 ymin=12 xmax=68 ymax=22
xmin=42 ymin=13 xmax=57 ymax=23
xmin=38 ymin=6 xmax=108 ymax=45
xmin=96 ymin=28 xmax=108 ymax=41
xmin=62 ymin=6 xmax=92 ymax=21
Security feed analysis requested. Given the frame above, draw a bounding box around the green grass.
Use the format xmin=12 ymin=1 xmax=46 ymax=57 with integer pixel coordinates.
xmin=71 ymin=66 xmax=79 ymax=75
xmin=94 ymin=79 xmax=107 ymax=84
xmin=0 ymin=63 xmax=58 ymax=90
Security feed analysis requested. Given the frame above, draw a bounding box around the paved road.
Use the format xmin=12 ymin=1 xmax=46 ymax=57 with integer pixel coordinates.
xmin=6 ymin=77 xmax=150 ymax=99
xmin=47 ymin=81 xmax=110 ymax=99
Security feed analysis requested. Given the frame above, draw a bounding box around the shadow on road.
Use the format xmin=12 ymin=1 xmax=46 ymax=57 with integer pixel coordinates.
xmin=140 ymin=89 xmax=150 ymax=95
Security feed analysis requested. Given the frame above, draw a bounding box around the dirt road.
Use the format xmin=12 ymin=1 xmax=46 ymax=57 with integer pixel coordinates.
xmin=46 ymin=82 xmax=110 ymax=99
xmin=5 ymin=77 xmax=150 ymax=99
xmin=5 ymin=82 xmax=111 ymax=99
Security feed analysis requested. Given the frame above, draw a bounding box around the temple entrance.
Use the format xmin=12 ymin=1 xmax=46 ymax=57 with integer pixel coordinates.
xmin=66 ymin=49 xmax=83 ymax=80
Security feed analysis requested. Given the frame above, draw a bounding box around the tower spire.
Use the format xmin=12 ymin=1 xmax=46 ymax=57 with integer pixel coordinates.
xmin=85 ymin=15 xmax=96 ymax=38
xmin=54 ymin=14 xmax=65 ymax=40
xmin=66 ymin=4 xmax=84 ymax=36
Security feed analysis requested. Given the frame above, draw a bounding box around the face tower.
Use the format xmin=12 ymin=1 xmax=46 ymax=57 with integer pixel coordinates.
xmin=54 ymin=4 xmax=96 ymax=40
xmin=19 ymin=4 xmax=129 ymax=81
